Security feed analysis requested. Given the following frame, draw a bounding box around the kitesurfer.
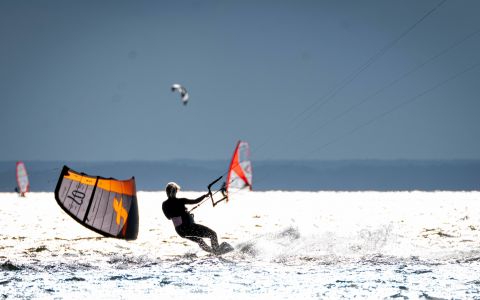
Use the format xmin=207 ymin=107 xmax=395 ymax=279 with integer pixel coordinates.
xmin=220 ymin=181 xmax=228 ymax=199
xmin=162 ymin=182 xmax=221 ymax=254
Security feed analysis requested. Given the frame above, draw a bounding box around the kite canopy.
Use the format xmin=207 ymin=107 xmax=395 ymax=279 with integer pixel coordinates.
xmin=16 ymin=161 xmax=29 ymax=196
xmin=171 ymin=83 xmax=189 ymax=105
xmin=226 ymin=141 xmax=253 ymax=195
xmin=54 ymin=165 xmax=139 ymax=240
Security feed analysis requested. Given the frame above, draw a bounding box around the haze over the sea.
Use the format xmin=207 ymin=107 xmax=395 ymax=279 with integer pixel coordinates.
xmin=1 ymin=160 xmax=479 ymax=192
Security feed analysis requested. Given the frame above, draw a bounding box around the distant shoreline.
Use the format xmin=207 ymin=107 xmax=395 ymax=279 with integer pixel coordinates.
xmin=1 ymin=160 xmax=479 ymax=192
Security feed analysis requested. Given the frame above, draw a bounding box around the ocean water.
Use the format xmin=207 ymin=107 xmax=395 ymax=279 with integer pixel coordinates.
xmin=1 ymin=191 xmax=480 ymax=299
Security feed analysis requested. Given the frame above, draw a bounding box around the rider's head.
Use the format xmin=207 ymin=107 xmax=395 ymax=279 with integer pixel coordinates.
xmin=165 ymin=182 xmax=180 ymax=198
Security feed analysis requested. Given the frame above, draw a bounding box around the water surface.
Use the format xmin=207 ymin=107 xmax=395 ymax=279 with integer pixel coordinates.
xmin=1 ymin=191 xmax=480 ymax=299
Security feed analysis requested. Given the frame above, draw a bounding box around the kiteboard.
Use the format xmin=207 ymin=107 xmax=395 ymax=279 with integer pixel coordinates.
xmin=213 ymin=242 xmax=234 ymax=255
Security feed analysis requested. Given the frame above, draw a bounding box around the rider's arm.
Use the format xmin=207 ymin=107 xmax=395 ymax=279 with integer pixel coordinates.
xmin=181 ymin=194 xmax=209 ymax=204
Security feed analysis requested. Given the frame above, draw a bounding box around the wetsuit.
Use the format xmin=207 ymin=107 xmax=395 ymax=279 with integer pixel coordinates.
xmin=162 ymin=194 xmax=219 ymax=252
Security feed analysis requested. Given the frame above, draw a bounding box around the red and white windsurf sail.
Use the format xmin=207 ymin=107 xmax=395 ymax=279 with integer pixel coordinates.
xmin=16 ymin=161 xmax=30 ymax=195
xmin=225 ymin=141 xmax=252 ymax=194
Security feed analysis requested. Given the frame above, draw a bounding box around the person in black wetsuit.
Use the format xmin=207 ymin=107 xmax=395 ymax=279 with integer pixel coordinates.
xmin=162 ymin=182 xmax=221 ymax=253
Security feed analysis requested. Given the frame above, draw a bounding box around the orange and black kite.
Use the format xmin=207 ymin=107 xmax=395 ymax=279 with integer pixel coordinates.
xmin=54 ymin=165 xmax=139 ymax=240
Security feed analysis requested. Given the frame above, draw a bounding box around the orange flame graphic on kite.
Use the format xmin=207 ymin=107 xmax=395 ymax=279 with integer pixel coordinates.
xmin=113 ymin=196 xmax=128 ymax=226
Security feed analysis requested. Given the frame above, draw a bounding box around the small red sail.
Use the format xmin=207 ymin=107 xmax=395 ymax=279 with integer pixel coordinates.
xmin=16 ymin=161 xmax=29 ymax=196
xmin=225 ymin=141 xmax=253 ymax=195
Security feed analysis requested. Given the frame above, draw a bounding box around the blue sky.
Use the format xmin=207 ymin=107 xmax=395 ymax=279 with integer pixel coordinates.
xmin=1 ymin=0 xmax=479 ymax=161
